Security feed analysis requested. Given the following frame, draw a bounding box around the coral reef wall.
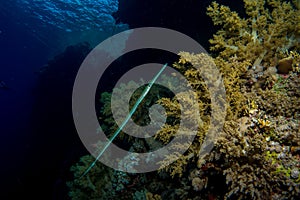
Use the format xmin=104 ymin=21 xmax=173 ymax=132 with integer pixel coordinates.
xmin=68 ymin=1 xmax=300 ymax=199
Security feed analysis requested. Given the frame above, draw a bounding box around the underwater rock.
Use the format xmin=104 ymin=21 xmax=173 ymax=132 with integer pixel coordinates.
xmin=277 ymin=57 xmax=293 ymax=74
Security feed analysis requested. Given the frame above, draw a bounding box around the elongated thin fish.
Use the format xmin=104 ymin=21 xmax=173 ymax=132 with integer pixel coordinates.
xmin=81 ymin=63 xmax=168 ymax=177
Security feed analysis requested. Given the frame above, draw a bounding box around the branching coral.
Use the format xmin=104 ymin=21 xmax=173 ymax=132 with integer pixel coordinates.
xmin=156 ymin=52 xmax=227 ymax=177
xmin=207 ymin=0 xmax=300 ymax=67
xmin=205 ymin=120 xmax=274 ymax=199
xmin=201 ymin=114 xmax=300 ymax=199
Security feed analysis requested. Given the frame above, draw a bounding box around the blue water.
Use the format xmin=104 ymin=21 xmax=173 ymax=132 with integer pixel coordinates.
xmin=15 ymin=0 xmax=120 ymax=32
xmin=0 ymin=0 xmax=127 ymax=198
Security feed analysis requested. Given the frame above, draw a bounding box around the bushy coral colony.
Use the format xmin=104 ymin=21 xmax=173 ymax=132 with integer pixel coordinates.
xmin=68 ymin=0 xmax=300 ymax=199
xmin=207 ymin=0 xmax=300 ymax=68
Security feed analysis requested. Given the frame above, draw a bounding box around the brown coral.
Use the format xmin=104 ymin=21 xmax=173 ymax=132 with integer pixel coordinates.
xmin=207 ymin=0 xmax=300 ymax=67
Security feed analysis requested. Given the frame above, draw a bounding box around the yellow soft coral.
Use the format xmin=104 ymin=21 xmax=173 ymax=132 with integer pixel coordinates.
xmin=207 ymin=0 xmax=300 ymax=67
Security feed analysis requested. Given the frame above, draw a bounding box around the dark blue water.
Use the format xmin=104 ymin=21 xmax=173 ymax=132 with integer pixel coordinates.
xmin=0 ymin=0 xmax=125 ymax=198
xmin=0 ymin=4 xmax=48 ymax=198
